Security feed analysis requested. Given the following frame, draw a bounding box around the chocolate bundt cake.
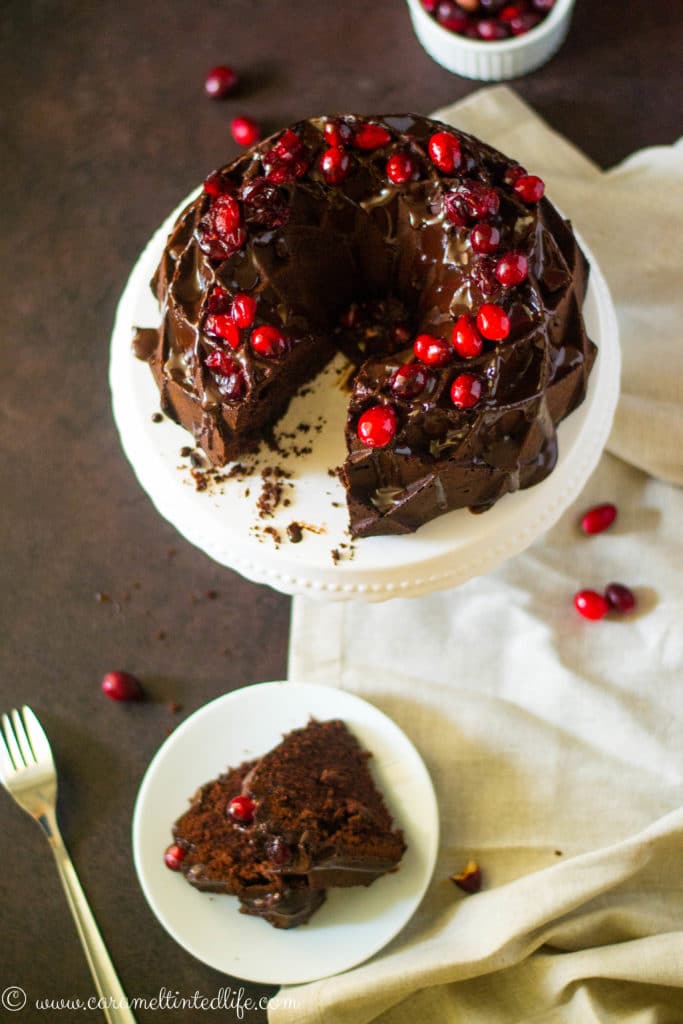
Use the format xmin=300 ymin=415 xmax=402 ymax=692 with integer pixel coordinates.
xmin=165 ymin=719 xmax=405 ymax=929
xmin=136 ymin=114 xmax=596 ymax=537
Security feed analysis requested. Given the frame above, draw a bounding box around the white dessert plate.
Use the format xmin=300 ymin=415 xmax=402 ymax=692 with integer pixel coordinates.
xmin=110 ymin=192 xmax=620 ymax=602
xmin=132 ymin=681 xmax=439 ymax=985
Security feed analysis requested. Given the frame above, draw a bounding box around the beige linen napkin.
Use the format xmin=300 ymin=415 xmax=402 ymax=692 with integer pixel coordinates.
xmin=269 ymin=88 xmax=683 ymax=1024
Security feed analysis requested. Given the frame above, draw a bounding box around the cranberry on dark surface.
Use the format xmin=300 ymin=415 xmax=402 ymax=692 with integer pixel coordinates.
xmin=390 ymin=362 xmax=430 ymax=400
xmin=211 ymin=194 xmax=241 ymax=236
xmin=444 ymin=182 xmax=500 ymax=226
xmin=428 ymin=131 xmax=462 ymax=174
xmin=320 ymin=146 xmax=351 ymax=185
xmin=605 ymin=583 xmax=637 ymax=614
xmin=452 ymin=315 xmax=484 ymax=358
xmin=471 ymin=222 xmax=501 ymax=254
xmin=574 ymin=589 xmax=609 ymax=621
xmin=353 ymin=123 xmax=392 ymax=150
xmin=357 ymin=405 xmax=398 ymax=448
xmin=495 ymin=251 xmax=528 ymax=287
xmin=421 ymin=0 xmax=437 ymax=10
xmin=205 ymin=313 xmax=241 ymax=349
xmin=251 ymin=324 xmax=289 ymax=358
xmin=503 ymin=163 xmax=527 ymax=186
xmin=471 ymin=255 xmax=500 ymax=298
xmin=207 ymin=285 xmax=232 ymax=314
xmin=241 ymin=177 xmax=290 ymax=229
xmin=203 ymin=171 xmax=233 ymax=198
xmin=451 ymin=373 xmax=483 ymax=409
xmin=204 ymin=65 xmax=238 ymax=99
xmin=435 ymin=0 xmax=469 ymax=31
xmin=324 ymin=118 xmax=354 ymax=148
xmin=164 ymin=844 xmax=186 ymax=871
xmin=414 ymin=333 xmax=453 ymax=367
xmin=477 ymin=17 xmax=509 ymax=38
xmin=499 ymin=3 xmax=525 ymax=19
xmin=205 ymin=351 xmax=246 ymax=399
xmin=477 ymin=303 xmax=510 ymax=341
xmin=387 ymin=151 xmax=418 ymax=185
xmin=198 ymin=225 xmax=246 ymax=263
xmin=270 ymin=128 xmax=303 ymax=159
xmin=229 ymin=293 xmax=256 ymax=328
xmin=581 ymin=502 xmax=617 ymax=535
xmin=228 ymin=795 xmax=256 ymax=824
xmin=101 ymin=671 xmax=144 ymax=702
xmin=231 ymin=116 xmax=261 ymax=147
xmin=514 ymin=174 xmax=546 ymax=204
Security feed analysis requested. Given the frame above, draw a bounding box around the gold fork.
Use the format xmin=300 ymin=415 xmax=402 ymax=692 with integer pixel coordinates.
xmin=0 ymin=706 xmax=136 ymax=1023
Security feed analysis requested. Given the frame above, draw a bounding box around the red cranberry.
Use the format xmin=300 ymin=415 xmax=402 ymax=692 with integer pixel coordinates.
xmin=353 ymin=123 xmax=392 ymax=150
xmin=387 ymin=151 xmax=418 ymax=185
xmin=477 ymin=18 xmax=509 ymax=39
xmin=503 ymin=163 xmax=527 ymax=186
xmin=435 ymin=0 xmax=469 ymax=31
xmin=198 ymin=227 xmax=246 ymax=263
xmin=230 ymin=293 xmax=257 ymax=328
xmin=357 ymin=405 xmax=398 ymax=448
xmin=205 ymin=314 xmax=241 ymax=349
xmin=421 ymin=0 xmax=437 ymax=9
xmin=265 ymin=154 xmax=308 ymax=184
xmin=514 ymin=174 xmax=545 ymax=204
xmin=241 ymin=177 xmax=290 ymax=229
xmin=477 ymin=303 xmax=510 ymax=341
xmin=471 ymin=256 xmax=500 ymax=298
xmin=581 ymin=503 xmax=617 ymax=535
xmin=270 ymin=129 xmax=303 ymax=159
xmin=444 ymin=182 xmax=500 ymax=226
xmin=509 ymin=12 xmax=542 ymax=33
xmin=390 ymin=363 xmax=430 ymax=400
xmin=414 ymin=333 xmax=453 ymax=367
xmin=251 ymin=325 xmax=289 ymax=358
xmin=101 ymin=671 xmax=144 ymax=702
xmin=164 ymin=844 xmax=186 ymax=871
xmin=228 ymin=795 xmax=255 ymax=824
xmin=267 ymin=837 xmax=293 ymax=865
xmin=452 ymin=315 xmax=484 ymax=358
xmin=207 ymin=285 xmax=232 ymax=314
xmin=470 ymin=222 xmax=501 ymax=254
xmin=495 ymin=251 xmax=528 ymax=286
xmin=203 ymin=171 xmax=233 ymax=198
xmin=451 ymin=373 xmax=483 ymax=409
xmin=532 ymin=0 xmax=555 ymax=9
xmin=323 ymin=118 xmax=353 ymax=148
xmin=319 ymin=146 xmax=351 ymax=185
xmin=428 ymin=132 xmax=463 ymax=175
xmin=605 ymin=583 xmax=637 ymax=614
xmin=499 ymin=3 xmax=524 ymax=19
xmin=574 ymin=589 xmax=609 ymax=621
xmin=205 ymin=351 xmax=246 ymax=399
xmin=231 ymin=116 xmax=261 ymax=147
xmin=204 ymin=65 xmax=238 ymax=99
xmin=211 ymin=194 xmax=241 ymax=236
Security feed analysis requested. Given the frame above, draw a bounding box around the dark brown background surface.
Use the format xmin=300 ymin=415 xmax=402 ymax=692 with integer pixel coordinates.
xmin=1 ymin=2 xmax=680 ymax=1021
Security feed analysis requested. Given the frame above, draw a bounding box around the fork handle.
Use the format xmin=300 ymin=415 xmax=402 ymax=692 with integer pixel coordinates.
xmin=51 ymin=838 xmax=137 ymax=1024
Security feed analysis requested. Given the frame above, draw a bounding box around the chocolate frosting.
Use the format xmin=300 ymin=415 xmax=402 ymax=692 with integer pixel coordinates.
xmin=137 ymin=114 xmax=596 ymax=536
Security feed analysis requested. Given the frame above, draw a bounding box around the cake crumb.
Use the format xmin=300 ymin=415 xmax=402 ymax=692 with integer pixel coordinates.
xmin=151 ymin=412 xmax=163 ymax=423
xmin=168 ymin=702 xmax=183 ymax=714
xmin=95 ymin=592 xmax=111 ymax=603
xmin=287 ymin=522 xmax=303 ymax=544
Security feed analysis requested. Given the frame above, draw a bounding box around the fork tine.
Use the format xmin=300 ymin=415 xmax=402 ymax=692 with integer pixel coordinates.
xmin=1 ymin=713 xmax=24 ymax=770
xmin=0 ymin=726 xmax=15 ymax=782
xmin=21 ymin=706 xmax=54 ymax=767
xmin=11 ymin=708 xmax=36 ymax=766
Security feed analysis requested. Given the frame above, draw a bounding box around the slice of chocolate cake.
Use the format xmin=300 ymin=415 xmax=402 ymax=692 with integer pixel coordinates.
xmin=166 ymin=719 xmax=406 ymax=928
xmin=170 ymin=760 xmax=325 ymax=928
xmin=245 ymin=719 xmax=406 ymax=889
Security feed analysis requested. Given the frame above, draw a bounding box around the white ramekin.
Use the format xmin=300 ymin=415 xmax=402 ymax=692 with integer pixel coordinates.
xmin=406 ymin=0 xmax=576 ymax=80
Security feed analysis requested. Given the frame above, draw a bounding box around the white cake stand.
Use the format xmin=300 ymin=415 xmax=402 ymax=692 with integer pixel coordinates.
xmin=110 ymin=192 xmax=620 ymax=602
